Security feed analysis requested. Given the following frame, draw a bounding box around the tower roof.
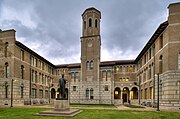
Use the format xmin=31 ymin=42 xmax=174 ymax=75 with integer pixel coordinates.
xmin=82 ymin=7 xmax=101 ymax=18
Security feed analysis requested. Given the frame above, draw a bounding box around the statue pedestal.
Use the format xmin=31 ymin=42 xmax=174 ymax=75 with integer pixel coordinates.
xmin=36 ymin=99 xmax=82 ymax=117
xmin=54 ymin=99 xmax=69 ymax=111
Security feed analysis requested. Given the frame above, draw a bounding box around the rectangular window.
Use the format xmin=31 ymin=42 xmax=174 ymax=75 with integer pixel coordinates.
xmin=39 ymin=73 xmax=42 ymax=84
xmin=32 ymin=89 xmax=36 ymax=98
xmin=73 ymin=86 xmax=76 ymax=91
xmin=39 ymin=89 xmax=43 ymax=98
xmin=31 ymin=70 xmax=35 ymax=83
xmin=86 ymin=89 xmax=89 ymax=99
xmin=104 ymin=85 xmax=108 ymax=91
xmin=20 ymin=50 xmax=24 ymax=61
xmin=159 ymin=35 xmax=163 ymax=49
xmin=149 ymin=48 xmax=151 ymax=60
xmin=45 ymin=90 xmax=48 ymax=98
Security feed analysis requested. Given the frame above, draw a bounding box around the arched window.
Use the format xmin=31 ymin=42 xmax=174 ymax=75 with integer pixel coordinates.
xmin=4 ymin=62 xmax=9 ymax=78
xmin=159 ymin=55 xmax=163 ymax=74
xmin=90 ymin=60 xmax=93 ymax=69
xmin=84 ymin=21 xmax=86 ymax=29
xmin=95 ymin=19 xmax=98 ymax=28
xmin=86 ymin=88 xmax=89 ymax=99
xmin=21 ymin=86 xmax=24 ymax=98
xmin=90 ymin=88 xmax=93 ymax=99
xmin=4 ymin=42 xmax=8 ymax=57
xmin=86 ymin=61 xmax=90 ymax=70
xmin=89 ymin=18 xmax=92 ymax=27
xmin=20 ymin=65 xmax=24 ymax=79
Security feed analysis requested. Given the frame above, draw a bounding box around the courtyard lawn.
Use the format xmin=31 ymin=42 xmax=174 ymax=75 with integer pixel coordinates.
xmin=0 ymin=107 xmax=179 ymax=119
xmin=70 ymin=103 xmax=116 ymax=108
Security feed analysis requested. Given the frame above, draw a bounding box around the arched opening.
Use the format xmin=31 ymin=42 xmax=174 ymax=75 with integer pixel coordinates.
xmin=114 ymin=87 xmax=121 ymax=99
xmin=90 ymin=60 xmax=93 ymax=69
xmin=84 ymin=21 xmax=86 ymax=29
xmin=159 ymin=55 xmax=163 ymax=74
xmin=90 ymin=88 xmax=93 ymax=99
xmin=51 ymin=88 xmax=56 ymax=99
xmin=5 ymin=42 xmax=8 ymax=57
xmin=130 ymin=87 xmax=138 ymax=99
xmin=89 ymin=18 xmax=92 ymax=27
xmin=95 ymin=19 xmax=98 ymax=28
xmin=57 ymin=88 xmax=60 ymax=98
xmin=122 ymin=87 xmax=130 ymax=103
xmin=20 ymin=65 xmax=24 ymax=79
xmin=4 ymin=62 xmax=9 ymax=78
xmin=86 ymin=61 xmax=89 ymax=70
xmin=86 ymin=88 xmax=89 ymax=99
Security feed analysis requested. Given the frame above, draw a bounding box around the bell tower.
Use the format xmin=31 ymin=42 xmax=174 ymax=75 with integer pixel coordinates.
xmin=80 ymin=7 xmax=101 ymax=103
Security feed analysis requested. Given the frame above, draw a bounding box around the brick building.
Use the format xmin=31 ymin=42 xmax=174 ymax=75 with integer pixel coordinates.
xmin=0 ymin=2 xmax=179 ymax=109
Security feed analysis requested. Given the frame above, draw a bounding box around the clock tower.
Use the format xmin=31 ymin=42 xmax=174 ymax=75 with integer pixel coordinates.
xmin=80 ymin=7 xmax=101 ymax=103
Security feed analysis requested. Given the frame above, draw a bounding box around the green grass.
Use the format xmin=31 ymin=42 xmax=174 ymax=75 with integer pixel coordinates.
xmin=70 ymin=103 xmax=116 ymax=108
xmin=0 ymin=108 xmax=179 ymax=119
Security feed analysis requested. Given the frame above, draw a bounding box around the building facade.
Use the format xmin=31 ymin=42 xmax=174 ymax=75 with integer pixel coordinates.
xmin=0 ymin=2 xmax=180 ymax=109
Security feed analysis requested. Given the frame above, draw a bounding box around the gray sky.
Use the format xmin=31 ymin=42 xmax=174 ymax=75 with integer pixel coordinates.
xmin=0 ymin=0 xmax=179 ymax=65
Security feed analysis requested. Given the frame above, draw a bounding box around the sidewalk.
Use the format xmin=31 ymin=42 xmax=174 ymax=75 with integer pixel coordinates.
xmin=1 ymin=104 xmax=179 ymax=112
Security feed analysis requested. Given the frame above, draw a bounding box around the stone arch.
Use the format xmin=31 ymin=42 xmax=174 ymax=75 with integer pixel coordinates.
xmin=131 ymin=87 xmax=138 ymax=99
xmin=114 ymin=87 xmax=121 ymax=99
xmin=122 ymin=87 xmax=130 ymax=103
xmin=51 ymin=88 xmax=56 ymax=99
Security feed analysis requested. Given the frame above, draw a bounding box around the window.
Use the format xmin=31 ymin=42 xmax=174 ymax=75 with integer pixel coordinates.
xmin=45 ymin=90 xmax=48 ymax=98
xmin=86 ymin=88 xmax=89 ymax=99
xmin=86 ymin=61 xmax=90 ymax=70
xmin=105 ymin=85 xmax=108 ymax=91
xmin=31 ymin=70 xmax=35 ymax=83
xmin=39 ymin=73 xmax=42 ymax=84
xmin=20 ymin=65 xmax=24 ymax=79
xmin=102 ymin=71 xmax=106 ymax=80
xmin=89 ymin=18 xmax=92 ymax=27
xmin=90 ymin=88 xmax=93 ymax=99
xmin=4 ymin=42 xmax=8 ymax=57
xmin=20 ymin=50 xmax=24 ymax=61
xmin=149 ymin=48 xmax=151 ymax=60
xmin=159 ymin=35 xmax=163 ymax=49
xmin=159 ymin=55 xmax=163 ymax=74
xmin=150 ymin=87 xmax=153 ymax=99
xmin=95 ymin=19 xmax=98 ymax=28
xmin=5 ymin=85 xmax=8 ymax=98
xmin=39 ymin=89 xmax=43 ymax=98
xmin=90 ymin=61 xmax=93 ymax=69
xmin=21 ymin=87 xmax=23 ymax=98
xmin=73 ymin=86 xmax=76 ymax=91
xmin=107 ymin=70 xmax=111 ymax=77
xmin=4 ymin=62 xmax=9 ymax=78
xmin=35 ymin=71 xmax=37 ymax=83
xmin=71 ymin=72 xmax=75 ymax=79
xmin=145 ymin=88 xmax=147 ymax=99
xmin=32 ymin=89 xmax=36 ymax=98
xmin=84 ymin=21 xmax=86 ymax=29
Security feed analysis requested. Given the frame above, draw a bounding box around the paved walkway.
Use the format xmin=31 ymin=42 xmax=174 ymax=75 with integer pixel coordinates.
xmin=1 ymin=104 xmax=179 ymax=112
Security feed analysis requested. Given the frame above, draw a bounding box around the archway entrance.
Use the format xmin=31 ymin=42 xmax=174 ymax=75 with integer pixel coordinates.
xmin=51 ymin=88 xmax=56 ymax=99
xmin=131 ymin=87 xmax=138 ymax=99
xmin=114 ymin=87 xmax=121 ymax=99
xmin=57 ymin=88 xmax=60 ymax=98
xmin=122 ymin=87 xmax=129 ymax=103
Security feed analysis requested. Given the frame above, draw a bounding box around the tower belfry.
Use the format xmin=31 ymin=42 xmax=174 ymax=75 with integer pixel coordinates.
xmin=80 ymin=7 xmax=101 ymax=103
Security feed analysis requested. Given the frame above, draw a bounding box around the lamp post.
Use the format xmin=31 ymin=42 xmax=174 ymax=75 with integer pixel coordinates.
xmin=134 ymin=80 xmax=140 ymax=105
xmin=156 ymin=73 xmax=160 ymax=112
xmin=10 ymin=79 xmax=17 ymax=107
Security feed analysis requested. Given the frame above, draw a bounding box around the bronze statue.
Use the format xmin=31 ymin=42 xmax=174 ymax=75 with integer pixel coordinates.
xmin=59 ymin=74 xmax=66 ymax=99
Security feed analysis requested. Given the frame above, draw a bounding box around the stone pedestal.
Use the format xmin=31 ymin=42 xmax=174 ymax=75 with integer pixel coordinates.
xmin=36 ymin=99 xmax=82 ymax=117
xmin=54 ymin=100 xmax=69 ymax=111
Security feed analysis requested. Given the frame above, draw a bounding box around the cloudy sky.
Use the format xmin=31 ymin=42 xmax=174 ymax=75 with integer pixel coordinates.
xmin=0 ymin=0 xmax=179 ymax=65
